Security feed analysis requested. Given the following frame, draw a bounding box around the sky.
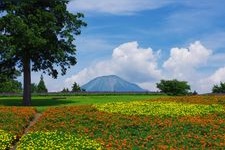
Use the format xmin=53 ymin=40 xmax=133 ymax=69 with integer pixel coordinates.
xmin=23 ymin=0 xmax=225 ymax=93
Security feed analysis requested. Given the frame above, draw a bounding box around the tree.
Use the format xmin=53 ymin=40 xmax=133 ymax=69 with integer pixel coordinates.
xmin=156 ymin=79 xmax=191 ymax=96
xmin=0 ymin=79 xmax=22 ymax=93
xmin=61 ymin=88 xmax=70 ymax=93
xmin=0 ymin=65 xmax=22 ymax=93
xmin=212 ymin=82 xmax=225 ymax=93
xmin=71 ymin=82 xmax=81 ymax=92
xmin=192 ymin=90 xmax=198 ymax=95
xmin=31 ymin=83 xmax=38 ymax=93
xmin=0 ymin=0 xmax=86 ymax=105
xmin=37 ymin=75 xmax=48 ymax=93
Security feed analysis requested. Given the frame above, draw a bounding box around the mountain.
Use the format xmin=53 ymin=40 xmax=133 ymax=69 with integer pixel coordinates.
xmin=81 ymin=75 xmax=146 ymax=92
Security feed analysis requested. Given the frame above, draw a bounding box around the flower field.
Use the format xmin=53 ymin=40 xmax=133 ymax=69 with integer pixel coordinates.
xmin=0 ymin=96 xmax=225 ymax=149
xmin=0 ymin=107 xmax=36 ymax=149
xmin=94 ymin=101 xmax=224 ymax=117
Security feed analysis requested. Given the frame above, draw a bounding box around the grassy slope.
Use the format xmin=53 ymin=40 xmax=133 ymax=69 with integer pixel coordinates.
xmin=0 ymin=95 xmax=164 ymax=112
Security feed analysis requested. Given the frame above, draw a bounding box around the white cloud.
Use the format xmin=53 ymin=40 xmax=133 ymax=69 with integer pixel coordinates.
xmin=163 ymin=41 xmax=212 ymax=79
xmin=68 ymin=0 xmax=174 ymax=15
xmin=65 ymin=41 xmax=162 ymax=90
xmin=199 ymin=66 xmax=225 ymax=93
xmin=207 ymin=67 xmax=225 ymax=83
xmin=26 ymin=40 xmax=224 ymax=93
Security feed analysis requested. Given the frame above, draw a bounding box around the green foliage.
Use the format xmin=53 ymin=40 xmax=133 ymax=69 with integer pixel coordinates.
xmin=31 ymin=83 xmax=38 ymax=93
xmin=71 ymin=82 xmax=81 ymax=92
xmin=0 ymin=79 xmax=22 ymax=93
xmin=212 ymin=82 xmax=225 ymax=93
xmin=0 ymin=65 xmax=21 ymax=93
xmin=0 ymin=0 xmax=86 ymax=77
xmin=0 ymin=66 xmax=20 ymax=83
xmin=61 ymin=88 xmax=70 ymax=93
xmin=156 ymin=79 xmax=191 ymax=96
xmin=0 ymin=0 xmax=86 ymax=105
xmin=37 ymin=75 xmax=48 ymax=93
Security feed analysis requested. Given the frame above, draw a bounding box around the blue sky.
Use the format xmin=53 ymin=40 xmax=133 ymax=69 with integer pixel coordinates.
xmin=27 ymin=0 xmax=225 ymax=93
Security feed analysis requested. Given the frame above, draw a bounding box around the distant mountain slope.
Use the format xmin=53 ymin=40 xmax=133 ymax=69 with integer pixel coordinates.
xmin=81 ymin=75 xmax=145 ymax=92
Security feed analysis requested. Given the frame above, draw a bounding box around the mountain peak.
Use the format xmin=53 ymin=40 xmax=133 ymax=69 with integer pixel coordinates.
xmin=81 ymin=75 xmax=145 ymax=92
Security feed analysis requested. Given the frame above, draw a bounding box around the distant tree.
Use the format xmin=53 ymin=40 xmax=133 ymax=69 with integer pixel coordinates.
xmin=0 ymin=79 xmax=22 ymax=93
xmin=212 ymin=82 xmax=225 ymax=93
xmin=71 ymin=82 xmax=81 ymax=92
xmin=0 ymin=0 xmax=86 ymax=105
xmin=37 ymin=75 xmax=48 ymax=93
xmin=156 ymin=79 xmax=191 ymax=96
xmin=61 ymin=88 xmax=70 ymax=93
xmin=192 ymin=90 xmax=198 ymax=95
xmin=0 ymin=65 xmax=22 ymax=93
xmin=31 ymin=83 xmax=38 ymax=93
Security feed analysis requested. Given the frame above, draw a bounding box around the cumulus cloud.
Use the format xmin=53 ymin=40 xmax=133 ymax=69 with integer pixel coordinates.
xmin=65 ymin=41 xmax=162 ymax=89
xmin=199 ymin=66 xmax=225 ymax=93
xmin=68 ymin=0 xmax=174 ymax=15
xmin=163 ymin=41 xmax=212 ymax=79
xmin=39 ymin=40 xmax=224 ymax=93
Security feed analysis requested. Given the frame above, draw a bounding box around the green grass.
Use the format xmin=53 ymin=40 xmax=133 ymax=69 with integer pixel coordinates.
xmin=0 ymin=94 xmax=164 ymax=112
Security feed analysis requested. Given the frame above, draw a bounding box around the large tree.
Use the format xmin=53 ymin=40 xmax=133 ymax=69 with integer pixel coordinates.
xmin=156 ymin=79 xmax=191 ymax=96
xmin=0 ymin=0 xmax=86 ymax=105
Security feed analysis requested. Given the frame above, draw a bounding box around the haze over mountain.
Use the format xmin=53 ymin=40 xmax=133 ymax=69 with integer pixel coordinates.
xmin=81 ymin=75 xmax=146 ymax=92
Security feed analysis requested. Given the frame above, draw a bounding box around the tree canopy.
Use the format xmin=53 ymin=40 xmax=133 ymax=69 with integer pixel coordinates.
xmin=71 ymin=82 xmax=82 ymax=92
xmin=212 ymin=82 xmax=225 ymax=93
xmin=0 ymin=78 xmax=22 ymax=93
xmin=0 ymin=0 xmax=86 ymax=105
xmin=156 ymin=79 xmax=191 ymax=96
xmin=0 ymin=65 xmax=22 ymax=93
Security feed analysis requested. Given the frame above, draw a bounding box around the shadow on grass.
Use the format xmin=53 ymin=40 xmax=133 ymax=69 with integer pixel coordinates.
xmin=0 ymin=97 xmax=74 ymax=107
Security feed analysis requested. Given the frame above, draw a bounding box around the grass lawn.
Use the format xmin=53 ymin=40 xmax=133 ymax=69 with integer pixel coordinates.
xmin=0 ymin=94 xmax=164 ymax=112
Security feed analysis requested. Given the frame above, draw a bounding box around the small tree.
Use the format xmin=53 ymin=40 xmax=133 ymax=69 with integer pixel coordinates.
xmin=192 ymin=90 xmax=198 ymax=95
xmin=156 ymin=79 xmax=191 ymax=96
xmin=37 ymin=75 xmax=48 ymax=93
xmin=31 ymin=83 xmax=38 ymax=93
xmin=61 ymin=88 xmax=70 ymax=93
xmin=71 ymin=82 xmax=81 ymax=92
xmin=212 ymin=82 xmax=225 ymax=93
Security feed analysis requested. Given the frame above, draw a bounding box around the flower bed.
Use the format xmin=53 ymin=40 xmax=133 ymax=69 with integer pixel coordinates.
xmin=0 ymin=130 xmax=16 ymax=150
xmin=0 ymin=107 xmax=36 ymax=149
xmin=27 ymin=98 xmax=225 ymax=149
xmin=16 ymin=131 xmax=101 ymax=150
xmin=94 ymin=101 xmax=224 ymax=117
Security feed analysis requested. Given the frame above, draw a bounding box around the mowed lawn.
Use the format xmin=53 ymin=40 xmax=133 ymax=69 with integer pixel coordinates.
xmin=0 ymin=94 xmax=164 ymax=112
xmin=0 ymin=95 xmax=225 ymax=149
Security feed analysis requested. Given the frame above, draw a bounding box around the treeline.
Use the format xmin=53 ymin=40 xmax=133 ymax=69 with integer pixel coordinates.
xmin=1 ymin=73 xmax=225 ymax=95
xmin=0 ymin=73 xmax=84 ymax=94
xmin=156 ymin=79 xmax=225 ymax=95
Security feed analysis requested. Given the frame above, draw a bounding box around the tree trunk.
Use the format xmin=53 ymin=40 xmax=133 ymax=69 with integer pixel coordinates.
xmin=23 ymin=53 xmax=31 ymax=106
